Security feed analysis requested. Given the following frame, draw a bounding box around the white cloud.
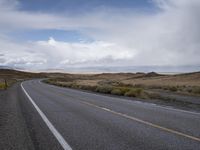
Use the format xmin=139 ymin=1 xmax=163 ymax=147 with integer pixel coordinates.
xmin=0 ymin=36 xmax=134 ymax=69
xmin=0 ymin=37 xmax=46 ymax=68
xmin=34 ymin=37 xmax=134 ymax=67
xmin=83 ymin=0 xmax=200 ymax=66
xmin=0 ymin=0 xmax=200 ymax=70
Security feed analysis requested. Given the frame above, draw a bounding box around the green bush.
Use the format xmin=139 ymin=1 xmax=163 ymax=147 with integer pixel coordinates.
xmin=0 ymin=83 xmax=6 ymax=89
xmin=168 ymin=86 xmax=178 ymax=92
xmin=117 ymin=87 xmax=131 ymax=95
xmin=163 ymin=86 xmax=169 ymax=90
xmin=78 ymin=85 xmax=97 ymax=91
xmin=111 ymin=88 xmax=123 ymax=95
xmin=146 ymin=92 xmax=162 ymax=99
xmin=192 ymin=87 xmax=200 ymax=95
xmin=95 ymin=85 xmax=113 ymax=94
xmin=71 ymin=83 xmax=79 ymax=89
xmin=124 ymin=88 xmax=143 ymax=97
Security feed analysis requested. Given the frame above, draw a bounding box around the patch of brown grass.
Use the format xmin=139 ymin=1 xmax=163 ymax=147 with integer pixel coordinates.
xmin=44 ymin=71 xmax=200 ymax=99
xmin=0 ymin=82 xmax=6 ymax=89
xmin=124 ymin=88 xmax=143 ymax=97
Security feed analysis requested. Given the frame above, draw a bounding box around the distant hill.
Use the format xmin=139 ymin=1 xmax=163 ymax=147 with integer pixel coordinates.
xmin=0 ymin=69 xmax=47 ymax=80
xmin=1 ymin=68 xmax=200 ymax=87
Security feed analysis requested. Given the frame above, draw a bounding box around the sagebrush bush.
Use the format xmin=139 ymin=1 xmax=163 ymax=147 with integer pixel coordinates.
xmin=186 ymin=88 xmax=192 ymax=93
xmin=168 ymin=86 xmax=178 ymax=92
xmin=124 ymin=88 xmax=143 ymax=97
xmin=117 ymin=87 xmax=130 ymax=95
xmin=71 ymin=83 xmax=79 ymax=89
xmin=95 ymin=85 xmax=113 ymax=94
xmin=0 ymin=83 xmax=6 ymax=89
xmin=192 ymin=87 xmax=200 ymax=95
xmin=111 ymin=88 xmax=123 ymax=95
xmin=146 ymin=92 xmax=162 ymax=99
xmin=79 ymin=85 xmax=97 ymax=91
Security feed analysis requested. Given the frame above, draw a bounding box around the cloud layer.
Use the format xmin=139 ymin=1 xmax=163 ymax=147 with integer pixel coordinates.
xmin=0 ymin=0 xmax=200 ymax=71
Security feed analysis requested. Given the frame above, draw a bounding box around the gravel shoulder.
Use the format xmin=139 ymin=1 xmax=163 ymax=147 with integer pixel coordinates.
xmin=150 ymin=89 xmax=200 ymax=105
xmin=0 ymin=83 xmax=34 ymax=150
xmin=0 ymin=82 xmax=64 ymax=150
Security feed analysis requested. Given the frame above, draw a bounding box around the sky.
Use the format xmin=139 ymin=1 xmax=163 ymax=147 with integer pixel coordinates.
xmin=0 ymin=0 xmax=200 ymax=72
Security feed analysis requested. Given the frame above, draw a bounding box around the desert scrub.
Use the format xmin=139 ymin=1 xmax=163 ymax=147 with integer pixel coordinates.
xmin=146 ymin=92 xmax=162 ymax=100
xmin=191 ymin=87 xmax=200 ymax=95
xmin=95 ymin=85 xmax=113 ymax=94
xmin=117 ymin=87 xmax=131 ymax=95
xmin=110 ymin=87 xmax=130 ymax=96
xmin=78 ymin=85 xmax=97 ymax=91
xmin=71 ymin=83 xmax=80 ymax=89
xmin=43 ymin=80 xmax=55 ymax=85
xmin=0 ymin=82 xmax=6 ymax=89
xmin=160 ymin=86 xmax=178 ymax=92
xmin=124 ymin=88 xmax=143 ymax=97
xmin=111 ymin=88 xmax=123 ymax=95
xmin=186 ymin=87 xmax=193 ymax=93
xmin=168 ymin=86 xmax=178 ymax=92
xmin=98 ymin=80 xmax=120 ymax=86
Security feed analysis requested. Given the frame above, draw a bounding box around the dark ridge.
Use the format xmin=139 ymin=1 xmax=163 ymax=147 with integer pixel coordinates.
xmin=144 ymin=72 xmax=161 ymax=77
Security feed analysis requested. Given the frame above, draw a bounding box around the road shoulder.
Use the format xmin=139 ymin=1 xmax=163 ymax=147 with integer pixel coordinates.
xmin=0 ymin=83 xmax=34 ymax=150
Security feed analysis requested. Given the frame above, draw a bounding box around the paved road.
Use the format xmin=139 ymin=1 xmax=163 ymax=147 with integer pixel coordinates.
xmin=19 ymin=80 xmax=200 ymax=150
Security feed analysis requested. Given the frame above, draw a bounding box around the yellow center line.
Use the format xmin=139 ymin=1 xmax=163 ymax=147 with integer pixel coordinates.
xmin=81 ymin=101 xmax=200 ymax=142
xmin=39 ymin=81 xmax=200 ymax=142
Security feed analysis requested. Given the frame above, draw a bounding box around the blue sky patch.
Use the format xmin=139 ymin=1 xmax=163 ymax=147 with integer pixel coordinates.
xmin=9 ymin=29 xmax=94 ymax=42
xmin=18 ymin=0 xmax=154 ymax=14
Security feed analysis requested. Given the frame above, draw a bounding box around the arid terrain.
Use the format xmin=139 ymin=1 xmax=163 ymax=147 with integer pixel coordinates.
xmin=1 ymin=69 xmax=200 ymax=150
xmin=0 ymin=69 xmax=47 ymax=89
xmin=44 ymin=72 xmax=200 ymax=96
xmin=1 ymin=69 xmax=200 ymax=106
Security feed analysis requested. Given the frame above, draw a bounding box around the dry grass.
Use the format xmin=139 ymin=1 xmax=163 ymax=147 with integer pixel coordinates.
xmin=0 ymin=82 xmax=6 ymax=89
xmin=124 ymin=88 xmax=143 ymax=97
xmin=0 ymin=69 xmax=47 ymax=90
xmin=111 ymin=88 xmax=122 ymax=95
xmin=122 ymin=72 xmax=200 ymax=87
xmin=44 ymin=71 xmax=200 ymax=99
xmin=0 ymin=78 xmax=16 ymax=90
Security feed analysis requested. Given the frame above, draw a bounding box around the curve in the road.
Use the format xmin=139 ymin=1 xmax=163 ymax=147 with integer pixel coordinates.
xmin=21 ymin=83 xmax=72 ymax=150
xmin=20 ymin=79 xmax=200 ymax=150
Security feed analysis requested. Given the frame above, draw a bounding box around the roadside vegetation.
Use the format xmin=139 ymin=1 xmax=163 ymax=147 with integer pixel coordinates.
xmin=0 ymin=69 xmax=47 ymax=90
xmin=45 ymin=79 xmax=167 ymax=100
xmin=44 ymin=79 xmax=149 ymax=98
xmin=43 ymin=71 xmax=200 ymax=102
xmin=0 ymin=79 xmax=10 ymax=90
xmin=2 ymin=68 xmax=200 ymax=101
xmin=0 ymin=82 xmax=6 ymax=90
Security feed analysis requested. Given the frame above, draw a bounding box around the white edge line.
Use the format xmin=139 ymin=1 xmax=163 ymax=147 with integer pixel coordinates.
xmin=21 ymin=82 xmax=72 ymax=150
xmin=30 ymin=80 xmax=200 ymax=142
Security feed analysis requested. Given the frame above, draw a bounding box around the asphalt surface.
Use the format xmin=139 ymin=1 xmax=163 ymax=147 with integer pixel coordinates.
xmin=0 ymin=83 xmax=34 ymax=150
xmin=1 ymin=79 xmax=200 ymax=150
